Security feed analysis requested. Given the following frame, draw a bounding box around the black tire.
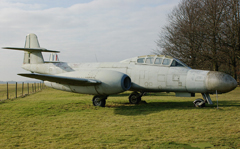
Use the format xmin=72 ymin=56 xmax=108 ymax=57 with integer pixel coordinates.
xmin=92 ymin=96 xmax=106 ymax=107
xmin=193 ymin=99 xmax=205 ymax=107
xmin=129 ymin=94 xmax=141 ymax=104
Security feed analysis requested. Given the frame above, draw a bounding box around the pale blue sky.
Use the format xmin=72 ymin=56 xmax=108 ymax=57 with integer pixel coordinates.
xmin=0 ymin=0 xmax=179 ymax=81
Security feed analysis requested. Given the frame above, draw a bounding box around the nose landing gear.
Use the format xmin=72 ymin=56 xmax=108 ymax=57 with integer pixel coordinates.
xmin=193 ymin=98 xmax=205 ymax=107
xmin=193 ymin=93 xmax=213 ymax=107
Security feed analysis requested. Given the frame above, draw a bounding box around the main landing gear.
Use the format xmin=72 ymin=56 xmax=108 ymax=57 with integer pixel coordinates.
xmin=92 ymin=91 xmax=144 ymax=107
xmin=128 ymin=91 xmax=144 ymax=104
xmin=92 ymin=95 xmax=108 ymax=107
xmin=193 ymin=93 xmax=213 ymax=108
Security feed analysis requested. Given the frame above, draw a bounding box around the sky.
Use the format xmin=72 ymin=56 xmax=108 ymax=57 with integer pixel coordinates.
xmin=0 ymin=0 xmax=179 ymax=81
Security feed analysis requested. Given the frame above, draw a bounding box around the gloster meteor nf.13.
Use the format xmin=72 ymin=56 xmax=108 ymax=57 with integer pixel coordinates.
xmin=3 ymin=33 xmax=237 ymax=107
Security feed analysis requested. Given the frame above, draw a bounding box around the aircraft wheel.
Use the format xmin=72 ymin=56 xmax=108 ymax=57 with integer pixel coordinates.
xmin=92 ymin=96 xmax=106 ymax=107
xmin=129 ymin=93 xmax=141 ymax=104
xmin=193 ymin=98 xmax=205 ymax=107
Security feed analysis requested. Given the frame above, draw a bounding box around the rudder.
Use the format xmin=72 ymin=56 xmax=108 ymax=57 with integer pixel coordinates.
xmin=23 ymin=33 xmax=44 ymax=64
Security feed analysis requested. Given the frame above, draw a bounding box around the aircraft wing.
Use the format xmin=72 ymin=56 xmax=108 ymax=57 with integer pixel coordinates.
xmin=18 ymin=73 xmax=101 ymax=86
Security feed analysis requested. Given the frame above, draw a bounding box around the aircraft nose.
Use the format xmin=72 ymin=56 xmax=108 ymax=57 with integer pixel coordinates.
xmin=205 ymin=71 xmax=237 ymax=93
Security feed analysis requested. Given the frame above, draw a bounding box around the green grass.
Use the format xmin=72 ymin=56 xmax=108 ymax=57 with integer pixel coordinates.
xmin=0 ymin=87 xmax=240 ymax=148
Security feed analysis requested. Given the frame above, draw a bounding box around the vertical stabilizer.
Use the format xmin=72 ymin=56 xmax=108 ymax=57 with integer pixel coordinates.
xmin=23 ymin=33 xmax=44 ymax=64
xmin=24 ymin=33 xmax=40 ymax=48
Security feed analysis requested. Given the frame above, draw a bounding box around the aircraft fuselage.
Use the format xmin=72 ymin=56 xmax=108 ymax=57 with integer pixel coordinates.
xmin=22 ymin=61 xmax=237 ymax=95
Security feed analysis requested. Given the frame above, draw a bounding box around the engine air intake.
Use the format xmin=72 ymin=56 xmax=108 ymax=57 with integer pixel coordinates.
xmin=121 ymin=75 xmax=131 ymax=91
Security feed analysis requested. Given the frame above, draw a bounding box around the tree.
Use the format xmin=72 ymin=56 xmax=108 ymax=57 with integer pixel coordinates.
xmin=155 ymin=0 xmax=240 ymax=80
xmin=155 ymin=0 xmax=205 ymax=69
xmin=220 ymin=0 xmax=240 ymax=79
xmin=200 ymin=0 xmax=228 ymax=71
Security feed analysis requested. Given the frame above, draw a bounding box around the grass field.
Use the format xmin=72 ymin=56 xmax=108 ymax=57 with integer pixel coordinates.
xmin=0 ymin=87 xmax=240 ymax=148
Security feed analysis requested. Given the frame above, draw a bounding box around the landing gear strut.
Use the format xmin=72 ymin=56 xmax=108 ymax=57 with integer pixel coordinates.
xmin=128 ymin=91 xmax=143 ymax=104
xmin=92 ymin=95 xmax=108 ymax=107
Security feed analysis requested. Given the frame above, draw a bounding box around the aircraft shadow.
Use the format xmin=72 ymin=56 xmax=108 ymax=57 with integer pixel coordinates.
xmin=212 ymin=100 xmax=240 ymax=107
xmin=112 ymin=100 xmax=240 ymax=116
xmin=110 ymin=92 xmax=175 ymax=97
xmin=113 ymin=101 xmax=197 ymax=116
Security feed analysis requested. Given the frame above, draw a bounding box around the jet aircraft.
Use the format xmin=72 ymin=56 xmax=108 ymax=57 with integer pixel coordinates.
xmin=2 ymin=33 xmax=238 ymax=107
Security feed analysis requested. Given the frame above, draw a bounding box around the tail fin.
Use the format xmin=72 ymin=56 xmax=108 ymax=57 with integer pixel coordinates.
xmin=24 ymin=33 xmax=41 ymax=48
xmin=23 ymin=33 xmax=43 ymax=64
xmin=2 ymin=33 xmax=59 ymax=64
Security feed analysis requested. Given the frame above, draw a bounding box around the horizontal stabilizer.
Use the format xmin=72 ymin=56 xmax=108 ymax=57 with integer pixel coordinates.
xmin=2 ymin=47 xmax=60 ymax=53
xmin=18 ymin=73 xmax=101 ymax=86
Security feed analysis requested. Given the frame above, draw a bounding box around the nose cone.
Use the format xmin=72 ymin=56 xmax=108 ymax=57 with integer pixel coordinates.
xmin=205 ymin=71 xmax=237 ymax=93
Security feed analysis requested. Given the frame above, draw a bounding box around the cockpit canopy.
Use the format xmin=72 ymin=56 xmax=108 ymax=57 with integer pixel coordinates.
xmin=121 ymin=55 xmax=189 ymax=67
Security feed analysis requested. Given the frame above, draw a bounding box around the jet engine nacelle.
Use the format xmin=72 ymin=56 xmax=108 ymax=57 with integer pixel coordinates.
xmin=45 ymin=70 xmax=131 ymax=95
